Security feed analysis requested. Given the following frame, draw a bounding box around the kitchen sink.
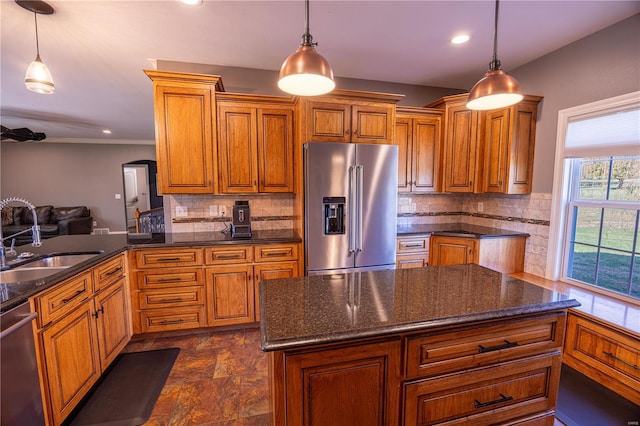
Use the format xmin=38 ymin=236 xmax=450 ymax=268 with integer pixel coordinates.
xmin=0 ymin=267 xmax=69 ymax=284
xmin=19 ymin=253 xmax=100 ymax=269
xmin=0 ymin=252 xmax=102 ymax=284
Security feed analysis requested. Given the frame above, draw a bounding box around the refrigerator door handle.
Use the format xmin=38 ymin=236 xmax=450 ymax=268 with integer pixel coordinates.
xmin=348 ymin=165 xmax=357 ymax=254
xmin=356 ymin=165 xmax=364 ymax=253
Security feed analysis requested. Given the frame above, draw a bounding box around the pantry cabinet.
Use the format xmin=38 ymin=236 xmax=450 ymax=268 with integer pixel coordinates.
xmin=395 ymin=107 xmax=443 ymax=193
xmin=217 ymin=95 xmax=295 ymax=193
xmin=301 ymin=90 xmax=403 ymax=144
xmin=145 ymin=70 xmax=224 ymax=194
xmin=31 ymin=254 xmax=130 ymax=426
xmin=426 ymin=93 xmax=542 ymax=194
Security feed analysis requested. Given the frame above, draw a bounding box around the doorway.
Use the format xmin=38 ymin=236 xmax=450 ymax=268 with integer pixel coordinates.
xmin=122 ymin=160 xmax=163 ymax=233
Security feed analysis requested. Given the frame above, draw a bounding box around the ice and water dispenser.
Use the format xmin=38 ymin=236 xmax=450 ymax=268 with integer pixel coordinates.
xmin=323 ymin=197 xmax=345 ymax=235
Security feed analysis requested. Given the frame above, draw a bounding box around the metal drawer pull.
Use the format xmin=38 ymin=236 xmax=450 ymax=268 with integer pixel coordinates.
xmin=603 ymin=351 xmax=639 ymax=370
xmin=156 ymin=257 xmax=182 ymax=262
xmin=61 ymin=290 xmax=84 ymax=304
xmin=159 ymin=319 xmax=185 ymax=325
xmin=216 ymin=254 xmax=243 ymax=259
xmin=105 ymin=266 xmax=122 ymax=277
xmin=156 ymin=277 xmax=184 ymax=283
xmin=264 ymin=251 xmax=289 ymax=257
xmin=158 ymin=298 xmax=186 ymax=303
xmin=402 ymin=244 xmax=423 ymax=248
xmin=474 ymin=393 xmax=513 ymax=409
xmin=478 ymin=339 xmax=519 ymax=353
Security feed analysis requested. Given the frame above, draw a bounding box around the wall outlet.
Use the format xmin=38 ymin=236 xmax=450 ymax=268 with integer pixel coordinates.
xmin=175 ymin=206 xmax=188 ymax=217
xmin=477 ymin=202 xmax=484 ymax=213
xmin=209 ymin=205 xmax=218 ymax=216
xmin=115 ymin=193 xmax=121 ymax=200
xmin=219 ymin=206 xmax=226 ymax=217
xmin=92 ymin=221 xmax=98 ymax=227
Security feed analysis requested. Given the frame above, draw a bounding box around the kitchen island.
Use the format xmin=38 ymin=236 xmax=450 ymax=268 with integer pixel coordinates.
xmin=260 ymin=264 xmax=580 ymax=425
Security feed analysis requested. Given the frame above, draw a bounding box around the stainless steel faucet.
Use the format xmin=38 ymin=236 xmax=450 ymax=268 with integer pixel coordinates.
xmin=0 ymin=197 xmax=42 ymax=268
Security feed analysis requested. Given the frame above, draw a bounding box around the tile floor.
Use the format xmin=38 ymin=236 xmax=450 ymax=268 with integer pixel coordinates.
xmin=122 ymin=326 xmax=270 ymax=426
xmin=123 ymin=327 xmax=568 ymax=426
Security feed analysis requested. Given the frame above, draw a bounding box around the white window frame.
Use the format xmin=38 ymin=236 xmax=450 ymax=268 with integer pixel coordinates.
xmin=547 ymin=91 xmax=640 ymax=283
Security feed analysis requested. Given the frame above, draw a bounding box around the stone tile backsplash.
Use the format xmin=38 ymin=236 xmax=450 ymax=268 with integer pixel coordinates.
xmin=169 ymin=192 xmax=552 ymax=277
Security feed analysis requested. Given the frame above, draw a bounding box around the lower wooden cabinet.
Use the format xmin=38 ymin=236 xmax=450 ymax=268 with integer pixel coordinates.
xmin=563 ymin=311 xmax=640 ymax=405
xmin=32 ymin=256 xmax=131 ymax=426
xmin=396 ymin=235 xmax=429 ymax=269
xmin=429 ymin=234 xmax=527 ymax=273
xmin=206 ymin=264 xmax=255 ymax=326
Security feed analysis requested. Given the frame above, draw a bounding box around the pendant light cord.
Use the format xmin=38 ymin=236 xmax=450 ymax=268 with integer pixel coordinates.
xmin=301 ymin=0 xmax=316 ymax=47
xmin=489 ymin=0 xmax=501 ymax=71
xmin=33 ymin=10 xmax=41 ymax=59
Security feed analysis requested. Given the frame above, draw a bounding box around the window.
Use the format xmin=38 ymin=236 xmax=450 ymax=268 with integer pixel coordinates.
xmin=565 ymin=156 xmax=639 ymax=298
xmin=548 ymin=91 xmax=640 ymax=301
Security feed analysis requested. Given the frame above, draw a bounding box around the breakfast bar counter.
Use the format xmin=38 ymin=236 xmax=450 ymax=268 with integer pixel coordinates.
xmin=260 ymin=264 xmax=580 ymax=425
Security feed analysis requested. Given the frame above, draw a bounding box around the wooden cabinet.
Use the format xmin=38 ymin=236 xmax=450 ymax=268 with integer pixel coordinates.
xmin=429 ymin=234 xmax=527 ymax=273
xmin=302 ymin=90 xmax=403 ymax=144
xmin=217 ymin=95 xmax=295 ymax=193
xmin=145 ymin=70 xmax=223 ymax=194
xmin=426 ymin=94 xmax=541 ymax=194
xmin=563 ymin=311 xmax=640 ymax=405
xmin=271 ymin=338 xmax=402 ymax=426
xmin=130 ymin=247 xmax=206 ymax=334
xmin=396 ymin=107 xmax=443 ymax=193
xmin=31 ymin=255 xmax=131 ymax=425
xmin=396 ymin=235 xmax=429 ymax=269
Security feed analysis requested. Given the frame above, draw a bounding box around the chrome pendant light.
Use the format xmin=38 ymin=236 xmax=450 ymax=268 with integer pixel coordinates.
xmin=278 ymin=0 xmax=335 ymax=96
xmin=17 ymin=0 xmax=55 ymax=94
xmin=466 ymin=0 xmax=522 ymax=110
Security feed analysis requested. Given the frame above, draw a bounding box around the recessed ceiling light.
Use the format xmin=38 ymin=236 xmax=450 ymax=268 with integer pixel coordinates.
xmin=180 ymin=0 xmax=202 ymax=5
xmin=451 ymin=34 xmax=470 ymax=45
xmin=102 ymin=129 xmax=112 ymax=134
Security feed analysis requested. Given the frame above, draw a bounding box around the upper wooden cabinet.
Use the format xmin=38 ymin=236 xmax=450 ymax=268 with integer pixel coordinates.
xmin=145 ymin=70 xmax=224 ymax=194
xmin=301 ymin=90 xmax=404 ymax=144
xmin=426 ymin=94 xmax=542 ymax=194
xmin=217 ymin=94 xmax=295 ymax=193
xmin=395 ymin=107 xmax=443 ymax=193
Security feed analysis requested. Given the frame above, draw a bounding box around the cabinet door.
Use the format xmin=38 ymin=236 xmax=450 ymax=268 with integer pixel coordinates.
xmin=412 ymin=116 xmax=441 ymax=193
xmin=429 ymin=236 xmax=477 ymax=266
xmin=484 ymin=108 xmax=510 ymax=193
xmin=154 ymin=84 xmax=215 ymax=194
xmin=218 ymin=104 xmax=259 ymax=193
xmin=443 ymin=104 xmax=479 ymax=192
xmin=351 ymin=104 xmax=394 ymax=144
xmin=507 ymin=100 xmax=538 ymax=194
xmin=95 ymin=279 xmax=131 ymax=368
xmin=254 ymin=261 xmax=299 ymax=322
xmin=257 ymin=107 xmax=294 ymax=192
xmin=205 ymin=265 xmax=254 ymax=326
xmin=395 ymin=117 xmax=413 ymax=192
xmin=306 ymin=101 xmax=351 ymax=142
xmin=41 ymin=302 xmax=101 ymax=425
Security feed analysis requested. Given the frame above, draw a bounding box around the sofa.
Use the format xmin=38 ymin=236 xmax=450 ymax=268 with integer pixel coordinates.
xmin=1 ymin=205 xmax=92 ymax=246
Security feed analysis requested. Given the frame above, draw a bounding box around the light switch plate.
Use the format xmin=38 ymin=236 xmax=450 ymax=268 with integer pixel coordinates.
xmin=176 ymin=206 xmax=188 ymax=217
xmin=209 ymin=205 xmax=218 ymax=216
xmin=219 ymin=206 xmax=226 ymax=217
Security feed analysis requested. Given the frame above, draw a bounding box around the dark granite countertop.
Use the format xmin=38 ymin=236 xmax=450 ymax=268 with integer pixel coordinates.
xmin=260 ymin=264 xmax=580 ymax=351
xmin=397 ymin=223 xmax=530 ymax=238
xmin=1 ymin=230 xmax=301 ymax=312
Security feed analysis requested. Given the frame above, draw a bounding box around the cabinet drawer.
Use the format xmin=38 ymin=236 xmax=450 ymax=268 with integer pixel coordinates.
xmin=403 ymin=353 xmax=561 ymax=426
xmin=396 ymin=254 xmax=428 ymax=269
xmin=405 ymin=313 xmax=565 ymax=379
xmin=138 ymin=287 xmax=204 ymax=309
xmin=135 ymin=248 xmax=203 ymax=269
xmin=33 ymin=271 xmax=93 ymax=327
xmin=139 ymin=307 xmax=206 ymax=333
xmin=135 ymin=268 xmax=203 ymax=289
xmin=204 ymin=245 xmax=253 ymax=265
xmin=397 ymin=236 xmax=429 ymax=254
xmin=93 ymin=254 xmax=126 ymax=292
xmin=565 ymin=314 xmax=640 ymax=385
xmin=254 ymin=243 xmax=298 ymax=263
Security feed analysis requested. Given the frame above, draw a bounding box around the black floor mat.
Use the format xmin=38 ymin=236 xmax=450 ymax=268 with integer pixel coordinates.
xmin=557 ymin=364 xmax=640 ymax=426
xmin=67 ymin=348 xmax=179 ymax=426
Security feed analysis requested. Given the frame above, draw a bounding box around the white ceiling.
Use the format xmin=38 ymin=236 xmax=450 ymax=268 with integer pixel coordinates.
xmin=1 ymin=0 xmax=638 ymax=144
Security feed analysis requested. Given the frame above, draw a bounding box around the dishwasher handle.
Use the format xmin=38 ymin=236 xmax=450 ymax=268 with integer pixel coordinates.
xmin=0 ymin=312 xmax=37 ymax=340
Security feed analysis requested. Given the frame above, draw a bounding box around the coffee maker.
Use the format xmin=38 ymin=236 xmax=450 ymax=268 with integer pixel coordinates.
xmin=231 ymin=200 xmax=251 ymax=239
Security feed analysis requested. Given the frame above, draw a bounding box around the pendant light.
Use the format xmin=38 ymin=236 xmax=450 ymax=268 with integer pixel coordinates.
xmin=466 ymin=0 xmax=522 ymax=110
xmin=278 ymin=0 xmax=335 ymax=96
xmin=17 ymin=0 xmax=55 ymax=94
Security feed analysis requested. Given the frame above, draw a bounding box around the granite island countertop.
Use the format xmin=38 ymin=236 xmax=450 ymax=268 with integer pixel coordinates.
xmin=397 ymin=223 xmax=530 ymax=238
xmin=260 ymin=264 xmax=580 ymax=351
xmin=1 ymin=230 xmax=301 ymax=312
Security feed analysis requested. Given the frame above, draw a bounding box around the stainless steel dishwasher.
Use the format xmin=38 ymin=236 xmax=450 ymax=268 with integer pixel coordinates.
xmin=1 ymin=301 xmax=45 ymax=425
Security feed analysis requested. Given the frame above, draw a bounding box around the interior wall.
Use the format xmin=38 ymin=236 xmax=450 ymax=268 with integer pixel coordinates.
xmin=0 ymin=142 xmax=156 ymax=232
xmin=511 ymin=13 xmax=640 ymax=193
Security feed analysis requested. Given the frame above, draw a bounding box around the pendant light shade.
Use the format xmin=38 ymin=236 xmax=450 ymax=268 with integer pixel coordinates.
xmin=17 ymin=0 xmax=55 ymax=94
xmin=278 ymin=0 xmax=335 ymax=96
xmin=466 ymin=0 xmax=522 ymax=110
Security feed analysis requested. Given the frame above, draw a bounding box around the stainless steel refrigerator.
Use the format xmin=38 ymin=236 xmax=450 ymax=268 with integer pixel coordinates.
xmin=304 ymin=142 xmax=398 ymax=274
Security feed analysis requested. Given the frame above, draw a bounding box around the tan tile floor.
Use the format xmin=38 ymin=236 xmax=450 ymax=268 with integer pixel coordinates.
xmin=123 ymin=327 xmax=569 ymax=426
xmin=122 ymin=327 xmax=270 ymax=426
